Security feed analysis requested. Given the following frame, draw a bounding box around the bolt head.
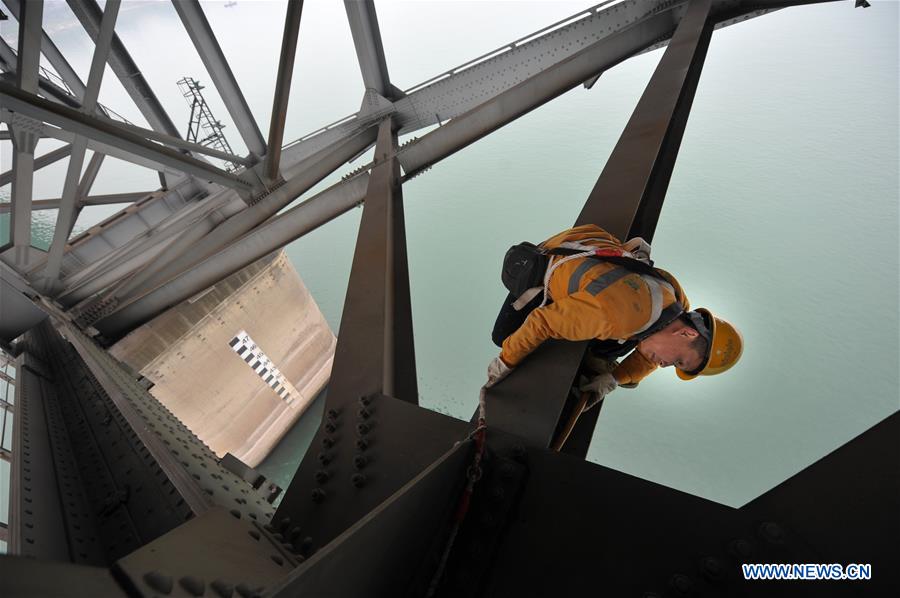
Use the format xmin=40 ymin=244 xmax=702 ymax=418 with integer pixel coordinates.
xmin=357 ymin=423 xmax=370 ymax=435
xmin=179 ymin=575 xmax=206 ymax=597
xmin=759 ymin=521 xmax=785 ymax=544
xmin=321 ymin=436 xmax=335 ymax=448
xmin=317 ymin=452 xmax=330 ymax=465
xmin=728 ymin=538 xmax=753 ymax=559
xmin=700 ymin=556 xmax=724 ymax=581
xmin=668 ymin=573 xmax=693 ymax=595
xmin=351 ymin=473 xmax=367 ymax=488
xmin=511 ymin=444 xmax=527 ymax=461
xmin=143 ymin=571 xmax=174 ymax=595
xmin=356 ymin=438 xmax=369 ymax=451
xmin=352 ymin=455 xmax=367 ymax=470
xmin=311 ymin=488 xmax=326 ymax=503
xmin=499 ymin=462 xmax=517 ymax=479
xmin=314 ymin=470 xmax=330 ymax=484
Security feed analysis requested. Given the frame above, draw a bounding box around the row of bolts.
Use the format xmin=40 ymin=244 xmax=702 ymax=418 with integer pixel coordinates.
xmin=313 ymin=394 xmax=375 ymax=503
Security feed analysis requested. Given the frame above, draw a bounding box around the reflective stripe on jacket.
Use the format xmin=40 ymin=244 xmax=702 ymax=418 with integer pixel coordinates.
xmin=499 ymin=225 xmax=690 ymax=386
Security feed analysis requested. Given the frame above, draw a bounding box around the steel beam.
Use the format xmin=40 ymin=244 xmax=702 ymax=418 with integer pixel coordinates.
xmin=66 ymin=151 xmax=106 ymax=238
xmin=6 ymin=121 xmax=40 ymax=263
xmin=95 ymin=127 xmax=375 ymax=325
xmin=44 ymin=0 xmax=120 ymax=284
xmin=483 ymin=0 xmax=715 ymax=453
xmin=13 ymin=0 xmax=41 ymax=94
xmin=331 ymin=117 xmax=417 ymax=404
xmin=82 ymin=176 xmax=365 ymax=327
xmin=344 ymin=0 xmax=395 ymax=99
xmin=0 ymin=35 xmax=16 ymax=72
xmin=270 ymin=442 xmax=470 ymax=597
xmin=0 ymin=192 xmax=149 ymax=214
xmin=265 ymin=0 xmax=304 ymax=181
xmin=105 ymin=116 xmax=253 ymax=165
xmin=279 ymin=0 xmax=817 ymax=172
xmin=4 ymin=0 xmax=88 ymax=100
xmin=172 ymin=0 xmax=266 ymax=158
xmin=0 ymin=82 xmax=252 ymax=190
xmin=0 ymin=143 xmax=71 ymax=187
xmin=396 ymin=6 xmax=677 ymax=179
xmin=576 ymin=1 xmax=714 ymax=236
xmin=0 ymin=107 xmax=249 ymax=176
xmin=56 ymin=192 xmax=239 ymax=304
xmin=560 ymin=0 xmax=715 ymax=457
xmin=65 ymin=0 xmax=181 ymax=137
xmin=92 ymin=127 xmax=376 ymax=336
xmin=4 ymin=0 xmax=42 ymax=262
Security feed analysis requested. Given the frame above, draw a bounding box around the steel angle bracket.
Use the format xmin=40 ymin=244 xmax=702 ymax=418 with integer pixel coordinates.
xmin=114 ymin=506 xmax=299 ymax=598
xmin=274 ymin=393 xmax=473 ymax=556
xmin=269 ymin=442 xmax=473 ymax=598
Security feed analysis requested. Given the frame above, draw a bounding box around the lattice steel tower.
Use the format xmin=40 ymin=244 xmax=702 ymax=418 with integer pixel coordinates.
xmin=177 ymin=76 xmax=237 ymax=171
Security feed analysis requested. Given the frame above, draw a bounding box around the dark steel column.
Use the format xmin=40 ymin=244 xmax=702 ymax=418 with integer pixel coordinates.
xmin=484 ymin=0 xmax=714 ymax=454
xmin=328 ymin=116 xmax=418 ymax=406
xmin=265 ymin=0 xmax=304 ymax=181
xmin=576 ymin=0 xmax=714 ymax=236
xmin=562 ymin=0 xmax=714 ymax=458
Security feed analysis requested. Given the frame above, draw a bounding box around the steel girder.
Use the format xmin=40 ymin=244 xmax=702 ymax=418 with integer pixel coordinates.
xmin=275 ymin=0 xmax=781 ymax=169
xmin=264 ymin=0 xmax=304 ymax=182
xmin=64 ymin=151 xmax=106 ymax=239
xmin=0 ymin=192 xmax=150 ymax=215
xmin=344 ymin=0 xmax=398 ymax=101
xmin=171 ymin=0 xmax=266 ymax=159
xmin=3 ymin=0 xmax=88 ymax=100
xmin=45 ymin=183 xmax=213 ymax=292
xmin=4 ymin=0 xmax=42 ymax=265
xmin=56 ymin=193 xmax=242 ymax=306
xmin=0 ymin=142 xmax=69 ymax=188
xmin=43 ymin=0 xmax=121 ymax=286
xmin=0 ymin=83 xmax=253 ymax=191
xmin=90 ymin=128 xmax=378 ymax=335
xmin=64 ymin=0 xmax=181 ymax=138
xmin=322 ymin=116 xmax=417 ymax=405
xmin=74 ymin=175 xmax=368 ymax=324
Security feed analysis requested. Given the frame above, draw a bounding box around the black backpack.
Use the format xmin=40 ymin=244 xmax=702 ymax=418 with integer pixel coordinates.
xmin=501 ymin=241 xmax=664 ymax=299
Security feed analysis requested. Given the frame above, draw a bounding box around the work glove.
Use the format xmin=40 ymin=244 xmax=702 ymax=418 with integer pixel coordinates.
xmin=578 ymin=372 xmax=618 ymax=411
xmin=485 ymin=355 xmax=513 ymax=388
xmin=583 ymin=353 xmax=618 ymax=376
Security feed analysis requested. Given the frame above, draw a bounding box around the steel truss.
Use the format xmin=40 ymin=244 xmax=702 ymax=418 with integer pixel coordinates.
xmin=0 ymin=0 xmax=896 ymax=595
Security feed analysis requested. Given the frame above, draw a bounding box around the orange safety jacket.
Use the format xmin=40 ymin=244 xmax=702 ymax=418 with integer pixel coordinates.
xmin=499 ymin=225 xmax=690 ymax=386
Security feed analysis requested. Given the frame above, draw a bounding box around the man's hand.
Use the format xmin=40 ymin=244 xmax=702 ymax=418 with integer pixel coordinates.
xmin=485 ymin=355 xmax=513 ymax=388
xmin=579 ymin=372 xmax=618 ymax=410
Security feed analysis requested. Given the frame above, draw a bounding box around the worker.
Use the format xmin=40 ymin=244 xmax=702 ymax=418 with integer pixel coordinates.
xmin=485 ymin=224 xmax=743 ymax=408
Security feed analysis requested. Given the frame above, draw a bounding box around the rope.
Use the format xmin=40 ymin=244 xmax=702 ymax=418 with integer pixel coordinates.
xmin=425 ymin=387 xmax=489 ymax=597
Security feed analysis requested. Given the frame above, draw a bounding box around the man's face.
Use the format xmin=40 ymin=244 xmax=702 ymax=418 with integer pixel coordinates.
xmin=637 ymin=321 xmax=704 ymax=371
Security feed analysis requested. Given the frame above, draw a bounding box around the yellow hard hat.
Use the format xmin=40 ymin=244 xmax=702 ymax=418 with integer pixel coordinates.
xmin=677 ymin=308 xmax=743 ymax=381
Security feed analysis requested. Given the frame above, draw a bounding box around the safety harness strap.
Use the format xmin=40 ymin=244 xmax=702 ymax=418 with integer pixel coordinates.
xmin=584 ymin=267 xmax=632 ymax=296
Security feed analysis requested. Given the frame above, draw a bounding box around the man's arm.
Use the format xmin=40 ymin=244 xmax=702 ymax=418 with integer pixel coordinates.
xmin=612 ymin=350 xmax=658 ymax=386
xmin=499 ymin=292 xmax=616 ymax=366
